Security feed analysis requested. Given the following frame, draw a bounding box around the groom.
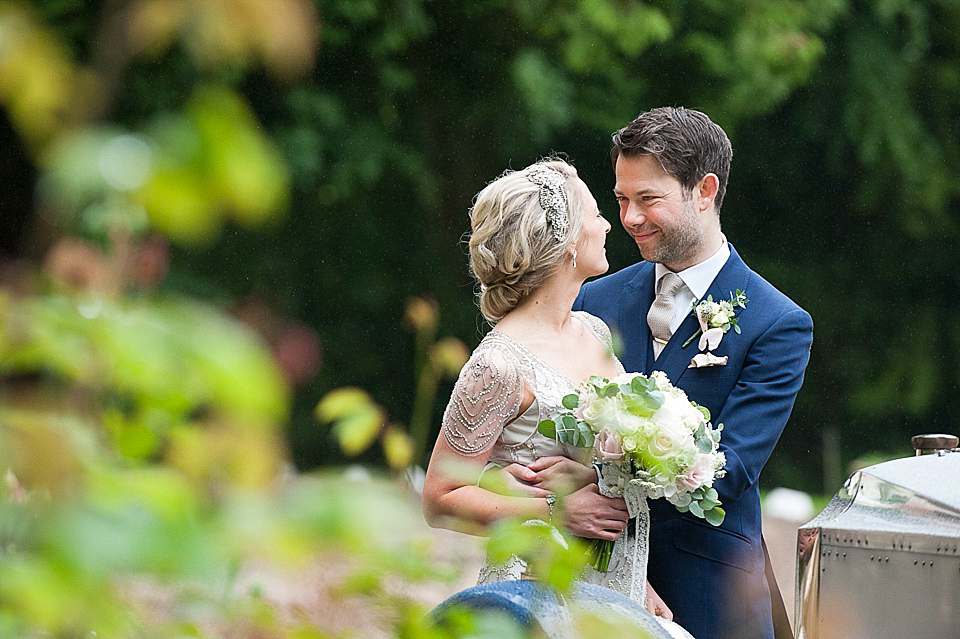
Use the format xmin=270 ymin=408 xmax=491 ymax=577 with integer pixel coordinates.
xmin=574 ymin=107 xmax=813 ymax=639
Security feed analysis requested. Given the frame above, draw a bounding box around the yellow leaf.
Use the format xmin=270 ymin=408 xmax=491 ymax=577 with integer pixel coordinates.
xmin=332 ymin=404 xmax=385 ymax=456
xmin=404 ymin=297 xmax=438 ymax=333
xmin=315 ymin=387 xmax=374 ymax=422
xmin=430 ymin=337 xmax=469 ymax=376
xmin=381 ymin=426 xmax=413 ymax=470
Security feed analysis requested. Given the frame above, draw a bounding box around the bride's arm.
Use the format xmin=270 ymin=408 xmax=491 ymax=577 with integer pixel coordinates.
xmin=422 ymin=348 xmax=627 ymax=539
xmin=422 ymin=349 xmax=549 ymax=533
xmin=422 ymin=424 xmax=553 ymax=533
xmin=423 ymin=437 xmax=628 ymax=541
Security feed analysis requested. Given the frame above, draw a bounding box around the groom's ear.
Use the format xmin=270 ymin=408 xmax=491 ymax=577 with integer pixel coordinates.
xmin=696 ymin=173 xmax=720 ymax=212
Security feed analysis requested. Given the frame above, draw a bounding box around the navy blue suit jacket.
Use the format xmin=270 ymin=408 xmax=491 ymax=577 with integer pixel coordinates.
xmin=574 ymin=244 xmax=813 ymax=639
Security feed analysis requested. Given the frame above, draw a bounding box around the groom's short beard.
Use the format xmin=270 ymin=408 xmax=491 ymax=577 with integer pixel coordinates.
xmin=643 ymin=196 xmax=704 ymax=267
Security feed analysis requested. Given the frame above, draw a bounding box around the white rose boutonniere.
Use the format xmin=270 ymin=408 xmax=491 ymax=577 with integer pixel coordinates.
xmin=682 ymin=289 xmax=748 ymax=353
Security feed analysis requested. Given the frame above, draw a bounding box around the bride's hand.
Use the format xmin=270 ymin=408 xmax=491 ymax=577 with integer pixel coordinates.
xmin=491 ymin=464 xmax=552 ymax=497
xmin=559 ymin=483 xmax=628 ymax=540
xmin=645 ymin=581 xmax=674 ymax=620
xmin=526 ymin=456 xmax=597 ymax=495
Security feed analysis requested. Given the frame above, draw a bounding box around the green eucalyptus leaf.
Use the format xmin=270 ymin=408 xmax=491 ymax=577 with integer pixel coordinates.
xmin=622 ymin=394 xmax=656 ymax=418
xmin=646 ymin=390 xmax=665 ymax=410
xmin=553 ymin=415 xmax=579 ymax=445
xmin=704 ymin=506 xmax=725 ymax=526
xmin=599 ymin=383 xmax=619 ymax=397
xmin=696 ymin=436 xmax=713 ymax=453
xmin=561 ymin=394 xmax=579 ymax=410
xmin=538 ymin=419 xmax=557 ymax=440
xmin=577 ymin=423 xmax=595 ymax=448
xmin=688 ymin=500 xmax=705 ymax=518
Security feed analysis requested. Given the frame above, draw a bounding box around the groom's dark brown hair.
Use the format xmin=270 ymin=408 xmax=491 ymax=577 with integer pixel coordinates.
xmin=611 ymin=107 xmax=733 ymax=214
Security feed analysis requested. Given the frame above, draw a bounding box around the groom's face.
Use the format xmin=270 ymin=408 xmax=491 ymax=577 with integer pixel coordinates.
xmin=614 ymin=154 xmax=706 ymax=271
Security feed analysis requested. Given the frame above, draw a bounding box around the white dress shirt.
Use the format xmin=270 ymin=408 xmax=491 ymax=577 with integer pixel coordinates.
xmin=654 ymin=238 xmax=730 ymax=334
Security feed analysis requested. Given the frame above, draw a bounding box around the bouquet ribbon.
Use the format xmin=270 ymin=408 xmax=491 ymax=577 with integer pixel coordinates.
xmin=597 ymin=462 xmax=649 ymax=603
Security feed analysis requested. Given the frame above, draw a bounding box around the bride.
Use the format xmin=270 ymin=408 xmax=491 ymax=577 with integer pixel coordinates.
xmin=422 ymin=159 xmax=694 ymax=639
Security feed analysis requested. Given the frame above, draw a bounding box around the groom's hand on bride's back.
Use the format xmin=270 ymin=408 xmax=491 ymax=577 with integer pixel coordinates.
xmin=561 ymin=484 xmax=629 ymax=540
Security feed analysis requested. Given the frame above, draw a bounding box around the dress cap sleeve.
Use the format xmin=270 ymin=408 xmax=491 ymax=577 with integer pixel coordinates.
xmin=442 ymin=345 xmax=526 ymax=456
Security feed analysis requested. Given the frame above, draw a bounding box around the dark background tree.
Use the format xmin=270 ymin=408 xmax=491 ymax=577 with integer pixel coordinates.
xmin=5 ymin=0 xmax=959 ymax=495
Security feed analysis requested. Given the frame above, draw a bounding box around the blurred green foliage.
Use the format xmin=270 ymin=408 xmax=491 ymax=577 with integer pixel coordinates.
xmin=0 ymin=1 xmax=475 ymax=637
xmin=3 ymin=0 xmax=960 ymax=505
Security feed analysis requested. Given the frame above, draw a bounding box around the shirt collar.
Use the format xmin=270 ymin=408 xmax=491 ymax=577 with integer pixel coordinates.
xmin=654 ymin=237 xmax=730 ymax=300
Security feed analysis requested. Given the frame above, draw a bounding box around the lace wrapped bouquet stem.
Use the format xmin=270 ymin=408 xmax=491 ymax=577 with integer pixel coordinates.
xmin=538 ymin=371 xmax=727 ymax=573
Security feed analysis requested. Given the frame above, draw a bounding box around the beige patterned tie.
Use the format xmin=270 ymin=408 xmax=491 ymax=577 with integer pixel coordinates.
xmin=647 ymin=272 xmax=685 ymax=359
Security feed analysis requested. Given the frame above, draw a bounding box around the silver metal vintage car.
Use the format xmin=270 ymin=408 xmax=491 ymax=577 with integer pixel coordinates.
xmin=795 ymin=434 xmax=960 ymax=639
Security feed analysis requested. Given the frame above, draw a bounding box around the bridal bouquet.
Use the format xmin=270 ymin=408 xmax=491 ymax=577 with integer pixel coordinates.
xmin=538 ymin=371 xmax=726 ymax=571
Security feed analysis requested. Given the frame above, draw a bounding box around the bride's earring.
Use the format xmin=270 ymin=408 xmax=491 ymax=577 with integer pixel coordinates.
xmin=572 ymin=250 xmax=577 ymax=269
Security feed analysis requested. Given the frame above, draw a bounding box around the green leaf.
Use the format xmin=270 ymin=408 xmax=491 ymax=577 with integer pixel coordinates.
xmin=316 ymin=388 xmax=373 ymax=422
xmin=704 ymin=506 xmax=725 ymax=526
xmin=696 ymin=436 xmax=713 ymax=453
xmin=630 ymin=376 xmax=655 ymax=394
xmin=688 ymin=500 xmax=705 ymax=518
xmin=551 ymin=414 xmax=581 ymax=445
xmin=332 ymin=404 xmax=385 ymax=456
xmin=646 ymin=390 xmax=665 ymax=410
xmin=562 ymin=394 xmax=580 ymax=410
xmin=698 ymin=495 xmax=718 ymax=510
xmin=705 ymin=487 xmax=719 ymax=501
xmin=622 ymin=394 xmax=656 ymax=418
xmin=577 ymin=423 xmax=595 ymax=448
xmin=599 ymin=383 xmax=619 ymax=397
xmin=538 ymin=419 xmax=557 ymax=439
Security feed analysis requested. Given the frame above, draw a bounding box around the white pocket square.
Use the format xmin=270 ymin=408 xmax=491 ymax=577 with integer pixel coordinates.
xmin=689 ymin=352 xmax=728 ymax=368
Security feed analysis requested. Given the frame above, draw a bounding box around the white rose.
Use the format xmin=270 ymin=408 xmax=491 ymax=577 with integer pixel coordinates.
xmin=622 ymin=432 xmax=640 ymax=452
xmin=579 ymin=396 xmax=622 ymax=431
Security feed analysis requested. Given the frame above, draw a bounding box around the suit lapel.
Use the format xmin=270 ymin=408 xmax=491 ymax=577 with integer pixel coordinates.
xmin=652 ymin=244 xmax=750 ymax=383
xmin=622 ymin=265 xmax=655 ymax=374
xmin=653 ymin=312 xmax=700 ymax=382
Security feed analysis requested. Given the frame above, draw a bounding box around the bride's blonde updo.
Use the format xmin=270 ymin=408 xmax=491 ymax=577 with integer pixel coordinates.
xmin=468 ymin=159 xmax=586 ymax=323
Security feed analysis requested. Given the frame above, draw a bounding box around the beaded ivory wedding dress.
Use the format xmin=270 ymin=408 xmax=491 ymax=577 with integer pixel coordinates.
xmin=442 ymin=311 xmax=695 ymax=639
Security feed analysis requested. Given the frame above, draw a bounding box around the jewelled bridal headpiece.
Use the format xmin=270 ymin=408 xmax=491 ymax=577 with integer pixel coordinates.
xmin=526 ymin=165 xmax=569 ymax=242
